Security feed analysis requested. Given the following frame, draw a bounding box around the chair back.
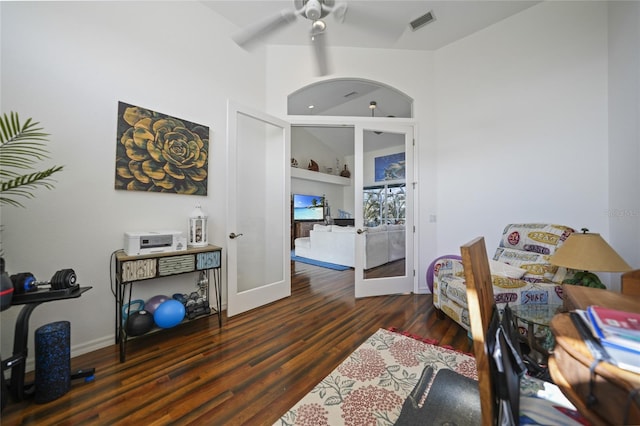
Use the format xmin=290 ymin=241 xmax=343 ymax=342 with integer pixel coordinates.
xmin=621 ymin=269 xmax=640 ymax=297
xmin=461 ymin=236 xmax=496 ymax=425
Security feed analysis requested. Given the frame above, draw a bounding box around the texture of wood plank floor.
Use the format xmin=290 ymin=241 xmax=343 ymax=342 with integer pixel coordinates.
xmin=2 ymin=261 xmax=471 ymax=425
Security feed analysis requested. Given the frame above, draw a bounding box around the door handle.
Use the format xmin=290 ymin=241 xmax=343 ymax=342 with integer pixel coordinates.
xmin=357 ymin=229 xmax=367 ymax=234
xmin=229 ymin=232 xmax=244 ymax=239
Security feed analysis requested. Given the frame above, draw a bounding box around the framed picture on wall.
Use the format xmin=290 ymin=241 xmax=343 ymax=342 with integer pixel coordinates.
xmin=114 ymin=101 xmax=209 ymax=195
xmin=374 ymin=152 xmax=405 ymax=182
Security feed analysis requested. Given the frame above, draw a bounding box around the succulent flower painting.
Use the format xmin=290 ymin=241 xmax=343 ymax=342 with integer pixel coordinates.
xmin=115 ymin=102 xmax=209 ymax=195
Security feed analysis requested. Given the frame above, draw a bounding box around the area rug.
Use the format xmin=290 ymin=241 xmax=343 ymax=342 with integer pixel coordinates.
xmin=291 ymin=251 xmax=351 ymax=271
xmin=274 ymin=328 xmax=477 ymax=425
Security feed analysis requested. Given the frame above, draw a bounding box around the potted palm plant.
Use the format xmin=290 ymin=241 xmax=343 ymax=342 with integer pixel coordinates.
xmin=0 ymin=111 xmax=64 ymax=263
xmin=0 ymin=112 xmax=64 ymax=208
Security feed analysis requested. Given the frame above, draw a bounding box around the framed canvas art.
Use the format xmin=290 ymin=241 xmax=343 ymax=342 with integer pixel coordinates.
xmin=115 ymin=102 xmax=209 ymax=195
xmin=374 ymin=152 xmax=405 ymax=182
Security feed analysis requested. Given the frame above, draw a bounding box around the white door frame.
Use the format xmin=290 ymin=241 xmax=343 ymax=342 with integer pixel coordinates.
xmin=288 ymin=115 xmax=418 ymax=295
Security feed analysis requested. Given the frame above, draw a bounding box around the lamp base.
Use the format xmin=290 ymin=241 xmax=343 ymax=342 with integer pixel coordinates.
xmin=562 ymin=271 xmax=606 ymax=289
xmin=188 ymin=242 xmax=208 ymax=248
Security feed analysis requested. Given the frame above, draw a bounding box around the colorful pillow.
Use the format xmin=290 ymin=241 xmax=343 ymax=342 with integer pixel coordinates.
xmin=493 ymin=247 xmax=557 ymax=281
xmin=498 ymin=224 xmax=574 ymax=256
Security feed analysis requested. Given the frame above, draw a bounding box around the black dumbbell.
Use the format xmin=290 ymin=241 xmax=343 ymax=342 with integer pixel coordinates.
xmin=10 ymin=269 xmax=77 ymax=294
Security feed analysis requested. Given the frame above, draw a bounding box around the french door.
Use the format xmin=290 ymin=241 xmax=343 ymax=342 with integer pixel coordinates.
xmin=226 ymin=101 xmax=291 ymax=316
xmin=354 ymin=122 xmax=414 ymax=297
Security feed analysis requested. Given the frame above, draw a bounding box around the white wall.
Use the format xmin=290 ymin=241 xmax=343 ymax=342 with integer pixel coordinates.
xmin=608 ymin=1 xmax=640 ymax=278
xmin=434 ymin=2 xmax=612 ymax=266
xmin=1 ymin=1 xmax=266 ymax=359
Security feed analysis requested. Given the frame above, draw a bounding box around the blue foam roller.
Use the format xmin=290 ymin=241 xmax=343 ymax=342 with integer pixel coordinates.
xmin=35 ymin=321 xmax=71 ymax=404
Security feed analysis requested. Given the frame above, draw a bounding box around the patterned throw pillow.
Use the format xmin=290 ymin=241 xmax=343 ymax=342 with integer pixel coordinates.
xmin=498 ymin=224 xmax=574 ymax=255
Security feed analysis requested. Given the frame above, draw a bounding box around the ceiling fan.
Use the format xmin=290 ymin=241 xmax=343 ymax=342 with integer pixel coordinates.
xmin=232 ymin=0 xmax=349 ymax=76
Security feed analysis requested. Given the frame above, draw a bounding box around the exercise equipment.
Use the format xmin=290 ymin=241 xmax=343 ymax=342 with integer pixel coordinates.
xmin=153 ymin=300 xmax=185 ymax=328
xmin=125 ymin=310 xmax=154 ymax=336
xmin=145 ymin=295 xmax=169 ymax=315
xmin=1 ymin=258 xmax=13 ymax=311
xmin=34 ymin=321 xmax=71 ymax=403
xmin=121 ymin=299 xmax=144 ymax=321
xmin=33 ymin=321 xmax=95 ymax=404
xmin=10 ymin=269 xmax=77 ymax=294
xmin=1 ymin=279 xmax=93 ymax=412
xmin=172 ymin=293 xmax=187 ymax=303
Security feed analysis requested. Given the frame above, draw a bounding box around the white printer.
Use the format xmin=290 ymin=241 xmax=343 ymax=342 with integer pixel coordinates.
xmin=124 ymin=231 xmax=186 ymax=256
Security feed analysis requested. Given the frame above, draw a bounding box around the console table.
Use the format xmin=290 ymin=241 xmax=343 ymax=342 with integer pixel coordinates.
xmin=114 ymin=245 xmax=222 ymax=362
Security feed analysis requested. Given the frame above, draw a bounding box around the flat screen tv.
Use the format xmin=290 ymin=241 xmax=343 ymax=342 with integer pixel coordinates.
xmin=293 ymin=193 xmax=325 ymax=221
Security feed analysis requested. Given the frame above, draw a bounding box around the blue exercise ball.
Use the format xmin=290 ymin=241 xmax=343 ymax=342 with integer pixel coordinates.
xmin=154 ymin=299 xmax=185 ymax=328
xmin=146 ymin=295 xmax=169 ymax=315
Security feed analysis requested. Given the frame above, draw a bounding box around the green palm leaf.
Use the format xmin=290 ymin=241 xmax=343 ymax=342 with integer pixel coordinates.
xmin=0 ymin=112 xmax=64 ymax=208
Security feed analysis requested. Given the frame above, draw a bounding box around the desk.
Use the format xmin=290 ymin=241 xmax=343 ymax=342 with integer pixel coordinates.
xmin=562 ymin=283 xmax=640 ymax=311
xmin=549 ymin=285 xmax=640 ymax=425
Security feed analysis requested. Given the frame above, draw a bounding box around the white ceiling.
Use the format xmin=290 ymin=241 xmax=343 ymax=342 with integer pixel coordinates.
xmin=203 ymin=0 xmax=541 ymax=157
xmin=202 ymin=0 xmax=540 ymax=51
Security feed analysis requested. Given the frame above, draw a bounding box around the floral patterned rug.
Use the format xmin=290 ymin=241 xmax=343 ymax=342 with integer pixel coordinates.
xmin=275 ymin=328 xmax=477 ymax=426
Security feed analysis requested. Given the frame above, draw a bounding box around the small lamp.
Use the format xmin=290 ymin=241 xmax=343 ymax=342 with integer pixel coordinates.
xmin=188 ymin=204 xmax=208 ymax=248
xmin=550 ymin=228 xmax=632 ymax=288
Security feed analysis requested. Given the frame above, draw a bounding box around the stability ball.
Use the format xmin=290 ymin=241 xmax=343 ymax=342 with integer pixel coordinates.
xmin=153 ymin=300 xmax=185 ymax=328
xmin=125 ymin=310 xmax=154 ymax=336
xmin=145 ymin=295 xmax=169 ymax=314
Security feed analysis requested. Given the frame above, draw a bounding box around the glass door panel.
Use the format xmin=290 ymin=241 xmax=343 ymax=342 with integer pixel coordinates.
xmin=355 ymin=124 xmax=414 ymax=297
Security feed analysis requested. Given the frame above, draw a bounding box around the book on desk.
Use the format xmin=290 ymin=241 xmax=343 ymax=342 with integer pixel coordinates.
xmin=575 ymin=307 xmax=640 ymax=374
xmin=587 ymin=305 xmax=640 ymax=350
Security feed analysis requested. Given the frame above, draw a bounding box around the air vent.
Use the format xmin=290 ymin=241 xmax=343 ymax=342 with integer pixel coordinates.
xmin=410 ymin=11 xmax=435 ymax=31
xmin=344 ymin=91 xmax=358 ymax=98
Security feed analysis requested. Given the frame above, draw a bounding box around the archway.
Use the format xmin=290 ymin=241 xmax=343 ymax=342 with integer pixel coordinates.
xmin=287 ymin=78 xmax=413 ymax=118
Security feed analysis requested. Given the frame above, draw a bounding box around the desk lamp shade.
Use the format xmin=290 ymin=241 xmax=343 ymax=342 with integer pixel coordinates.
xmin=551 ymin=230 xmax=631 ymax=272
xmin=188 ymin=204 xmax=208 ymax=248
xmin=550 ymin=229 xmax=632 ymax=288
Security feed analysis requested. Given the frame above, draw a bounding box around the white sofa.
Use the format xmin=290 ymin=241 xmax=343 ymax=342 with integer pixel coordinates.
xmin=294 ymin=224 xmax=405 ymax=269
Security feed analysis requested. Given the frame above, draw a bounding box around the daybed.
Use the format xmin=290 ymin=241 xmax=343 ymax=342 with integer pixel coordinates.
xmin=431 ymin=223 xmax=575 ymax=332
xmin=294 ymin=224 xmax=405 ymax=269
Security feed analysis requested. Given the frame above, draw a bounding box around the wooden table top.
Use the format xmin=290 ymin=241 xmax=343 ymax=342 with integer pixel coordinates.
xmin=562 ymin=284 xmax=640 ymax=312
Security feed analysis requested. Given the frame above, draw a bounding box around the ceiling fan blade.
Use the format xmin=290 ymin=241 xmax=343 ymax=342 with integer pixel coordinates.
xmin=329 ymin=2 xmax=348 ymax=23
xmin=232 ymin=9 xmax=298 ymax=48
xmin=310 ymin=29 xmax=330 ymax=76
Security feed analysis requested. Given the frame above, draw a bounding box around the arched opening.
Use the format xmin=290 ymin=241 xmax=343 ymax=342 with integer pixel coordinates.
xmin=287 ymin=78 xmax=413 ymax=118
xmin=289 ymin=78 xmax=415 ymax=288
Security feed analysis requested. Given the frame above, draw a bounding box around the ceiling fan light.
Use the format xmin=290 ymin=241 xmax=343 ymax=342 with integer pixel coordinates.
xmin=312 ymin=19 xmax=326 ymax=33
xmin=305 ymin=0 xmax=323 ymax=20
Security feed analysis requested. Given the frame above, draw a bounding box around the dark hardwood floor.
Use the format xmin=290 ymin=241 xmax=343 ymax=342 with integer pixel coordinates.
xmin=2 ymin=261 xmax=471 ymax=425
